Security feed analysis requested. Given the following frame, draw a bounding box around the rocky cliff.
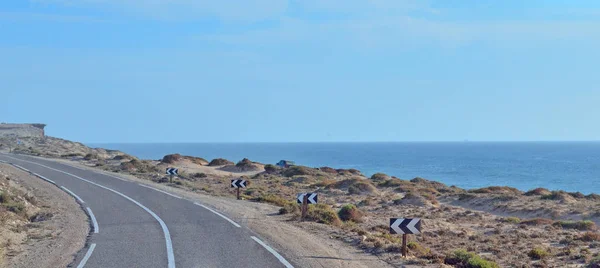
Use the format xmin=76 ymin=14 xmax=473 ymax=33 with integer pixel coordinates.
xmin=0 ymin=123 xmax=46 ymax=138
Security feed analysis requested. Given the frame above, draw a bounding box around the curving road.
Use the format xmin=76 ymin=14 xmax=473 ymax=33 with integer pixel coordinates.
xmin=0 ymin=153 xmax=294 ymax=268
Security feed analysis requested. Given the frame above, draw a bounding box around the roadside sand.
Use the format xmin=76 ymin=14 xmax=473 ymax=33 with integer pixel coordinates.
xmin=0 ymin=163 xmax=88 ymax=268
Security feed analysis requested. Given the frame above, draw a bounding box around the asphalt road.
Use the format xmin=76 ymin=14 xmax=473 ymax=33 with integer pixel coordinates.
xmin=0 ymin=153 xmax=293 ymax=268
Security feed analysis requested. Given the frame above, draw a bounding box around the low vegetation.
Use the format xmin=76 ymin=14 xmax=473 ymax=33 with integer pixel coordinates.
xmin=305 ymin=204 xmax=341 ymax=226
xmin=208 ymin=158 xmax=233 ymax=166
xmin=528 ymin=247 xmax=550 ymax=260
xmin=553 ymin=220 xmax=597 ymax=231
xmin=338 ymin=204 xmax=363 ymax=222
xmin=444 ymin=249 xmax=499 ymax=268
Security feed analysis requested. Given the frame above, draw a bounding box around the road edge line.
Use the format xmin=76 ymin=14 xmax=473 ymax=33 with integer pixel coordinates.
xmin=60 ymin=186 xmax=85 ymax=204
xmin=76 ymin=243 xmax=97 ymax=268
xmin=250 ymin=236 xmax=294 ymax=268
xmin=86 ymin=207 xmax=99 ymax=234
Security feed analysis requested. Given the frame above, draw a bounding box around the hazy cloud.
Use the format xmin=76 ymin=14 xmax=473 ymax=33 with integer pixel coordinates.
xmin=30 ymin=0 xmax=289 ymax=21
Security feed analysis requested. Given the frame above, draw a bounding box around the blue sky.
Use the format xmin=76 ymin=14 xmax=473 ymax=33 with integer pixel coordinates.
xmin=1 ymin=0 xmax=599 ymax=142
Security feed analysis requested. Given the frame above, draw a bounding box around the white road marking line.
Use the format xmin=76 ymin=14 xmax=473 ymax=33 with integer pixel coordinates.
xmin=139 ymin=184 xmax=182 ymax=199
xmin=250 ymin=236 xmax=294 ymax=268
xmin=76 ymin=243 xmax=96 ymax=268
xmin=32 ymin=173 xmax=56 ymax=184
xmin=193 ymin=202 xmax=241 ymax=228
xmin=102 ymin=173 xmax=128 ymax=182
xmin=3 ymin=156 xmax=176 ymax=268
xmin=12 ymin=164 xmax=30 ymax=172
xmin=61 ymin=186 xmax=85 ymax=204
xmin=86 ymin=207 xmax=99 ymax=234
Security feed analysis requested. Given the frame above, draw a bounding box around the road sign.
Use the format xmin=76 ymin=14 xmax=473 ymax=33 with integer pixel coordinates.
xmin=297 ymin=193 xmax=318 ymax=204
xmin=390 ymin=218 xmax=421 ymax=234
xmin=166 ymin=168 xmax=178 ymax=175
xmin=231 ymin=179 xmax=247 ymax=188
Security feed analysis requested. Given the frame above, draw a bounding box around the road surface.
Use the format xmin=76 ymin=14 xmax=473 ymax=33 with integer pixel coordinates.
xmin=0 ymin=153 xmax=294 ymax=268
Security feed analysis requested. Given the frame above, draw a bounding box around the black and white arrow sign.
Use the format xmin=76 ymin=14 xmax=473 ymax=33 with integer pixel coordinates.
xmin=297 ymin=193 xmax=318 ymax=204
xmin=166 ymin=168 xmax=178 ymax=175
xmin=231 ymin=179 xmax=247 ymax=188
xmin=390 ymin=218 xmax=421 ymax=234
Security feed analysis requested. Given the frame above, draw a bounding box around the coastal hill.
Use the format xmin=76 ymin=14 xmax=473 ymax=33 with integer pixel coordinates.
xmin=3 ymin=124 xmax=600 ymax=267
xmin=0 ymin=123 xmax=46 ymax=138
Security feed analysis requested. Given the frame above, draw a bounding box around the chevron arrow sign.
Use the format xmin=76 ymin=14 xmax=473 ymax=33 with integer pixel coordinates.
xmin=297 ymin=193 xmax=318 ymax=204
xmin=166 ymin=168 xmax=178 ymax=175
xmin=231 ymin=179 xmax=247 ymax=188
xmin=390 ymin=218 xmax=421 ymax=234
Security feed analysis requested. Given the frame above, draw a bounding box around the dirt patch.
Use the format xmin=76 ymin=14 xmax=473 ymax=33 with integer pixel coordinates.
xmin=0 ymin=163 xmax=88 ymax=268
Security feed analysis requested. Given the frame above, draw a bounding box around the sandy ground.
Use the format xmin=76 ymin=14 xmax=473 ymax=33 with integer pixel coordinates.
xmin=0 ymin=163 xmax=88 ymax=268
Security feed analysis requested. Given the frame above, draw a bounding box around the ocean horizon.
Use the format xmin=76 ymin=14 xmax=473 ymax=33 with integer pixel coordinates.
xmin=89 ymin=142 xmax=600 ymax=194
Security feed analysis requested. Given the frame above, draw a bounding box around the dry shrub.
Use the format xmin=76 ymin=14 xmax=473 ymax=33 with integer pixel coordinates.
xmin=338 ymin=204 xmax=363 ymax=222
xmin=208 ymin=158 xmax=233 ymax=166
xmin=528 ymin=247 xmax=550 ymax=260
xmin=525 ymin=188 xmax=552 ymax=196
xmin=541 ymin=191 xmax=578 ymax=203
xmin=319 ymin=167 xmax=338 ymax=174
xmin=278 ymin=202 xmax=300 ymax=215
xmin=553 ymin=220 xmax=597 ymax=231
xmin=83 ymin=153 xmax=100 ymax=161
xmin=469 ymin=186 xmax=522 ymax=195
xmin=161 ymin=154 xmax=183 ymax=164
xmin=263 ymin=164 xmax=280 ymax=173
xmin=370 ymin=173 xmax=390 ymax=181
xmin=587 ymin=194 xmax=600 ymax=201
xmin=579 ymin=232 xmax=600 ymax=242
xmin=283 ymin=166 xmax=315 ymax=177
xmin=348 ymin=182 xmax=377 ymax=195
xmin=112 ymin=154 xmax=133 ymax=161
xmin=520 ymin=218 xmax=555 ymax=226
xmin=395 ymin=192 xmax=437 ymax=207
xmin=306 ymin=204 xmax=342 ymax=226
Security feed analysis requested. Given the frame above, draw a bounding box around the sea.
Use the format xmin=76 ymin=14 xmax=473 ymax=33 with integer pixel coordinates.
xmin=89 ymin=142 xmax=600 ymax=194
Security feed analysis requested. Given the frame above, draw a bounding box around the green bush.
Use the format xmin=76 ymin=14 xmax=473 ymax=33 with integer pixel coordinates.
xmin=0 ymin=191 xmax=10 ymax=203
xmin=338 ymin=204 xmax=363 ymax=222
xmin=528 ymin=247 xmax=549 ymax=260
xmin=306 ymin=204 xmax=341 ymax=226
xmin=467 ymin=255 xmax=500 ymax=268
xmin=502 ymin=217 xmax=521 ymax=224
xmin=553 ymin=220 xmax=596 ymax=231
xmin=5 ymin=202 xmax=25 ymax=214
xmin=253 ymin=194 xmax=288 ymax=207
xmin=263 ymin=164 xmax=279 ymax=173
xmin=444 ymin=249 xmax=499 ymax=268
xmin=283 ymin=166 xmax=314 ymax=177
